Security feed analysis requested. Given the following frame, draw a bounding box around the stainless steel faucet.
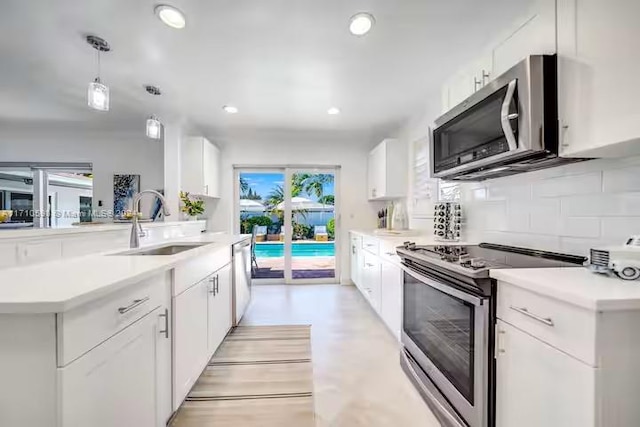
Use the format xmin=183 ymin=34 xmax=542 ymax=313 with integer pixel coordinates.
xmin=129 ymin=190 xmax=171 ymax=248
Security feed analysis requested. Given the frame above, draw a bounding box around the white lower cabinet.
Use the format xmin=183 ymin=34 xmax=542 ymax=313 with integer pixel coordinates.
xmin=350 ymin=234 xmax=362 ymax=286
xmin=380 ymin=259 xmax=403 ymax=341
xmin=208 ymin=263 xmax=233 ymax=354
xmin=495 ymin=320 xmax=595 ymax=427
xmin=173 ymin=279 xmax=209 ymax=410
xmin=173 ymin=261 xmax=233 ymax=410
xmin=59 ymin=307 xmax=164 ymax=427
xmin=350 ymin=233 xmax=404 ymax=341
xmin=362 ymin=252 xmax=381 ymax=313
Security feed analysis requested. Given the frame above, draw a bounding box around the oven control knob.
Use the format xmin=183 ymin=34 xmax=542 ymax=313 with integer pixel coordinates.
xmin=469 ymin=258 xmax=486 ymax=268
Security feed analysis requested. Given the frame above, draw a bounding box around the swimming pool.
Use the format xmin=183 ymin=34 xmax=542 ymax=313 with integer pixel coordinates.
xmin=255 ymin=242 xmax=335 ymax=258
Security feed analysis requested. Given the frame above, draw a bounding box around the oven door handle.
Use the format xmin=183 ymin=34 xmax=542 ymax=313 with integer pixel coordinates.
xmin=403 ymin=266 xmax=484 ymax=306
xmin=501 ymin=79 xmax=518 ymax=151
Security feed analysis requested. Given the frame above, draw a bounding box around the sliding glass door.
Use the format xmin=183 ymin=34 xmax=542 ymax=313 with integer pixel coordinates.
xmin=235 ymin=167 xmax=339 ymax=284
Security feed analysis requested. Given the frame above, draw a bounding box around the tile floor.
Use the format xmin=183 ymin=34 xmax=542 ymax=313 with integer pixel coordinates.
xmin=241 ymin=284 xmax=441 ymax=427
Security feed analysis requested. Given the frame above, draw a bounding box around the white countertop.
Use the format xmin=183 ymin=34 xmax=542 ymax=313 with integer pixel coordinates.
xmin=350 ymin=229 xmax=475 ymax=246
xmin=491 ymin=268 xmax=640 ymax=312
xmin=0 ymin=233 xmax=250 ymax=314
xmin=0 ymin=220 xmax=208 ymax=240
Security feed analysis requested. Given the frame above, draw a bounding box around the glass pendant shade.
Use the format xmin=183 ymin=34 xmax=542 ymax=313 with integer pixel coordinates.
xmin=87 ymin=78 xmax=109 ymax=111
xmin=146 ymin=116 xmax=162 ymax=139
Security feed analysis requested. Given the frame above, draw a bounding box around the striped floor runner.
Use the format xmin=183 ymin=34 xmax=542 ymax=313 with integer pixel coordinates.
xmin=170 ymin=325 xmax=316 ymax=427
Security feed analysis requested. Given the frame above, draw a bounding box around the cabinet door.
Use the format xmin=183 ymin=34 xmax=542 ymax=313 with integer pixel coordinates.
xmin=367 ymin=144 xmax=386 ymax=200
xmin=362 ymin=253 xmax=381 ymax=313
xmin=156 ymin=307 xmax=172 ymax=425
xmin=208 ymin=264 xmax=233 ymax=355
xmin=495 ymin=320 xmax=595 ymax=427
xmin=350 ymin=236 xmax=361 ymax=286
xmin=173 ymin=281 xmax=209 ymax=410
xmin=59 ymin=309 xmax=160 ymax=427
xmin=0 ymin=242 xmax=18 ymax=269
xmin=380 ymin=260 xmax=402 ymax=340
xmin=558 ymin=0 xmax=640 ymax=157
xmin=202 ymin=139 xmax=220 ymax=198
xmin=493 ymin=0 xmax=556 ymax=77
xmin=181 ymin=137 xmax=205 ymax=195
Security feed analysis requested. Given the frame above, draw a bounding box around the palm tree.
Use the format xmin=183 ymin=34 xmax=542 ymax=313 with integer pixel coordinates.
xmin=301 ymin=174 xmax=334 ymax=200
xmin=317 ymin=195 xmax=334 ymax=205
xmin=239 ymin=176 xmax=250 ymax=195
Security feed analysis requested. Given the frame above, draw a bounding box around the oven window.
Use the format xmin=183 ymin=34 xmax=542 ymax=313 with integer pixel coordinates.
xmin=433 ymin=82 xmax=518 ymax=174
xmin=403 ymin=271 xmax=475 ymax=403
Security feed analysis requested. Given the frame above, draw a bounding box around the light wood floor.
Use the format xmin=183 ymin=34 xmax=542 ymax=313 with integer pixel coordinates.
xmin=242 ymin=284 xmax=441 ymax=427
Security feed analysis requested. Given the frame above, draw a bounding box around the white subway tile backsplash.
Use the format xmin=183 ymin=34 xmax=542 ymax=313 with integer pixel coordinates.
xmin=603 ymin=165 xmax=640 ymax=193
xmin=447 ymin=156 xmax=640 ymax=255
xmin=560 ymin=217 xmax=601 ymax=238
xmin=532 ymin=172 xmax=602 ymax=198
xmin=529 ymin=199 xmax=561 ymax=234
xmin=561 ymin=193 xmax=640 ymax=217
xmin=601 ymin=217 xmax=640 ymax=239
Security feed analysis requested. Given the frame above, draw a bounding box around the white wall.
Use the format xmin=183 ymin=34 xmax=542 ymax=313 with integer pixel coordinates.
xmin=209 ymin=131 xmax=379 ymax=283
xmin=0 ymin=124 xmax=164 ymax=221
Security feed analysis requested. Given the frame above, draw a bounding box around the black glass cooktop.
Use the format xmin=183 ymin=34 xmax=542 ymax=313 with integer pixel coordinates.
xmin=412 ymin=243 xmax=587 ymax=269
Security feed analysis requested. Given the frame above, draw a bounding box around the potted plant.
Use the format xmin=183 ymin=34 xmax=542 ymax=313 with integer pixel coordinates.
xmin=180 ymin=191 xmax=205 ymax=220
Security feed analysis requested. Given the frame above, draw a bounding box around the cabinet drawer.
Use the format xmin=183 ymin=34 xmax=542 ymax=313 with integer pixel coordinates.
xmin=362 ymin=236 xmax=380 ymax=255
xmin=57 ymin=272 xmax=170 ymax=366
xmin=173 ymin=246 xmax=231 ymax=295
xmin=379 ymin=240 xmax=401 ymax=263
xmin=497 ymin=281 xmax=597 ymax=366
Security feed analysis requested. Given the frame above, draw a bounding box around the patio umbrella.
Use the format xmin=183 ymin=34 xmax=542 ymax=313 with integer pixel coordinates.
xmin=275 ymin=197 xmax=334 ymax=212
xmin=240 ymin=199 xmax=265 ymax=212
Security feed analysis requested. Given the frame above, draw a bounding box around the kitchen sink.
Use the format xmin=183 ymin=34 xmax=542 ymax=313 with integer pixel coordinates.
xmin=111 ymin=243 xmax=206 ymax=256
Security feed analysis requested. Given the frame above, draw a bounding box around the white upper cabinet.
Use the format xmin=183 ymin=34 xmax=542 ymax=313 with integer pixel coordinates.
xmin=441 ymin=0 xmax=556 ymax=114
xmin=367 ymin=139 xmax=407 ymax=201
xmin=492 ymin=0 xmax=557 ymax=78
xmin=442 ymin=53 xmax=493 ymax=112
xmin=181 ymin=136 xmax=221 ymax=198
xmin=557 ymin=0 xmax=640 ymax=158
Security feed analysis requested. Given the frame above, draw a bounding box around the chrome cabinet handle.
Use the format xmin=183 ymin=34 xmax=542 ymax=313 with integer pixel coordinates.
xmin=159 ymin=308 xmax=169 ymax=339
xmin=366 ymin=244 xmax=375 ymax=247
xmin=352 ymin=246 xmax=356 ymax=254
xmin=385 ymin=252 xmax=395 ymax=256
xmin=215 ymin=275 xmax=219 ymax=294
xmin=482 ymin=69 xmax=490 ymax=85
xmin=509 ymin=305 xmax=554 ymax=327
xmin=209 ymin=276 xmax=216 ymax=295
xmin=365 ymin=263 xmax=375 ymax=267
xmin=500 ymin=79 xmax=519 ymax=151
xmin=205 ymin=184 xmax=209 ymax=195
xmin=474 ymin=76 xmax=482 ymax=91
xmin=118 ymin=297 xmax=150 ymax=314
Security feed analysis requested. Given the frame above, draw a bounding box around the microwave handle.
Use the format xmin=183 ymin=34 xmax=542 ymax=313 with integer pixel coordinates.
xmin=501 ymin=79 xmax=518 ymax=151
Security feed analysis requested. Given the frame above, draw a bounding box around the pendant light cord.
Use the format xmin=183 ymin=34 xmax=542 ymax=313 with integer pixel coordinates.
xmin=96 ymin=49 xmax=101 ymax=82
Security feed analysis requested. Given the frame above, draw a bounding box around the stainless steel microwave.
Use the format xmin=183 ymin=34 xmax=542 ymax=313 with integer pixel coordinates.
xmin=431 ymin=55 xmax=583 ymax=181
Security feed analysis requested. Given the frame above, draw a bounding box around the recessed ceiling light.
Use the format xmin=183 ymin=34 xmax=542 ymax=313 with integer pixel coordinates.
xmin=349 ymin=13 xmax=375 ymax=36
xmin=223 ymin=105 xmax=239 ymax=114
xmin=327 ymin=107 xmax=341 ymax=115
xmin=155 ymin=5 xmax=186 ymax=29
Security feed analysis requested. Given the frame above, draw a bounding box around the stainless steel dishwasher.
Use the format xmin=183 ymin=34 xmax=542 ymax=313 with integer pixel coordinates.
xmin=232 ymin=238 xmax=252 ymax=326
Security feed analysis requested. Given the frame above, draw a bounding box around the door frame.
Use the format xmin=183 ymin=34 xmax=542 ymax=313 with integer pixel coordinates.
xmin=233 ymin=165 xmax=341 ymax=285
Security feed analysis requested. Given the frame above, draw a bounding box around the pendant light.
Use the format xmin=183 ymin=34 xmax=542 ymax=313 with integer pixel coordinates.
xmin=145 ymin=85 xmax=163 ymax=139
xmin=86 ymin=35 xmax=111 ymax=111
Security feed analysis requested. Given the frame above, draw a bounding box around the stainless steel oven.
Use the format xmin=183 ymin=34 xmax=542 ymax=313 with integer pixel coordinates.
xmin=430 ymin=55 xmax=583 ymax=181
xmin=402 ymin=265 xmax=490 ymax=427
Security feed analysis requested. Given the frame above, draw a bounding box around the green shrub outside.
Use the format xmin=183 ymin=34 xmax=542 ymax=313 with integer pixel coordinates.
xmin=327 ymin=218 xmax=335 ymax=240
xmin=241 ymin=216 xmax=273 ymax=234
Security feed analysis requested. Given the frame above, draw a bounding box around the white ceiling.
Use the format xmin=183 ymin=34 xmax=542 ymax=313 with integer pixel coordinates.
xmin=0 ymin=0 xmax=533 ymax=138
